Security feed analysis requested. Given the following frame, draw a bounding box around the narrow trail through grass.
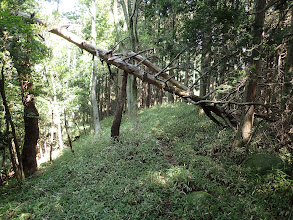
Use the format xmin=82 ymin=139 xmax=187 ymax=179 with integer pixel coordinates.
xmin=1 ymin=102 xmax=292 ymax=219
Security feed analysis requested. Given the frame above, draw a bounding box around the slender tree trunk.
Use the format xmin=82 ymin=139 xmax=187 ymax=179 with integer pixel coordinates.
xmin=43 ymin=125 xmax=48 ymax=155
xmin=7 ymin=136 xmax=21 ymax=181
xmin=146 ymin=83 xmax=151 ymax=108
xmin=233 ymin=0 xmax=266 ymax=149
xmin=200 ymin=33 xmax=211 ymax=97
xmin=282 ymin=7 xmax=293 ymax=108
xmin=1 ymin=147 xmax=7 ymax=179
xmin=119 ymin=0 xmax=139 ymax=118
xmin=50 ymin=73 xmax=63 ymax=149
xmin=218 ymin=45 xmax=227 ymax=100
xmin=168 ymin=68 xmax=175 ymax=103
xmin=49 ymin=100 xmax=54 ymax=162
xmin=111 ymin=71 xmax=128 ymax=139
xmin=64 ymin=109 xmax=74 ymax=153
xmin=106 ymin=76 xmax=111 ymax=116
xmin=185 ymin=54 xmax=190 ymax=87
xmin=0 ymin=59 xmax=24 ymax=181
xmin=91 ymin=0 xmax=101 ymax=134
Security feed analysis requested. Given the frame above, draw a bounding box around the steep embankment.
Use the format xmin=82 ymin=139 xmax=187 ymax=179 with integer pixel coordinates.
xmin=1 ymin=102 xmax=292 ymax=219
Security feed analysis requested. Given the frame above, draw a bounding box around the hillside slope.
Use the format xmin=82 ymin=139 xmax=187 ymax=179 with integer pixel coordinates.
xmin=1 ymin=102 xmax=292 ymax=219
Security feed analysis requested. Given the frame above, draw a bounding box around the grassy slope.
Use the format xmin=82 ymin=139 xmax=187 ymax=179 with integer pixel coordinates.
xmin=0 ymin=102 xmax=292 ymax=219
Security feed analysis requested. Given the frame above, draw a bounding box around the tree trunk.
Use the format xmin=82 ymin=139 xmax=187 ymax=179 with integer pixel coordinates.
xmin=200 ymin=33 xmax=211 ymax=97
xmin=111 ymin=71 xmax=128 ymax=139
xmin=233 ymin=0 xmax=266 ymax=149
xmin=21 ymin=94 xmax=39 ymax=175
xmin=50 ymin=74 xmax=63 ymax=149
xmin=119 ymin=0 xmax=139 ymax=118
xmin=168 ymin=68 xmax=175 ymax=103
xmin=0 ymin=59 xmax=25 ymax=181
xmin=7 ymin=33 xmax=39 ymax=175
xmin=91 ymin=0 xmax=101 ymax=134
xmin=106 ymin=75 xmax=111 ymax=116
xmin=64 ymin=109 xmax=74 ymax=153
xmin=184 ymin=54 xmax=190 ymax=87
xmin=146 ymin=83 xmax=151 ymax=108
xmin=49 ymin=100 xmax=54 ymax=162
xmin=1 ymin=147 xmax=7 ymax=180
xmin=282 ymin=7 xmax=293 ymax=108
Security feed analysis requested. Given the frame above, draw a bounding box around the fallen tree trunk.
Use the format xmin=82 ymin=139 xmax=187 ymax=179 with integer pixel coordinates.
xmin=16 ymin=12 xmax=237 ymax=127
xmin=49 ymin=26 xmax=237 ymax=127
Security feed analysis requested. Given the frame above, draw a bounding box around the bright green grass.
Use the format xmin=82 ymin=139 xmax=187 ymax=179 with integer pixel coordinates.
xmin=1 ymin=102 xmax=292 ymax=219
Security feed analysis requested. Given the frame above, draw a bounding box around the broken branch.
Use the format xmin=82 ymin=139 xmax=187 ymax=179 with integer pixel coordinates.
xmin=154 ymin=47 xmax=187 ymax=78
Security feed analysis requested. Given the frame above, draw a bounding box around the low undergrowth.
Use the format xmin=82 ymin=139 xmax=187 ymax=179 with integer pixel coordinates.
xmin=1 ymin=102 xmax=292 ymax=219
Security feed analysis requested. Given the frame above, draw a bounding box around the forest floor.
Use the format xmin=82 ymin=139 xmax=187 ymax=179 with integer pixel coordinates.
xmin=0 ymin=102 xmax=292 ymax=219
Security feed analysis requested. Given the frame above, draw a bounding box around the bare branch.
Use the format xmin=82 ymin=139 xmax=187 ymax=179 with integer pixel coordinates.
xmin=111 ymin=36 xmax=130 ymax=52
xmin=122 ymin=48 xmax=154 ymax=61
xmin=154 ymin=47 xmax=187 ymax=78
xmin=128 ymin=52 xmax=189 ymax=91
xmin=202 ymin=89 xmax=218 ymax=99
xmin=135 ymin=55 xmax=157 ymax=67
xmin=190 ymin=50 xmax=239 ymax=89
xmin=193 ymin=100 xmax=279 ymax=109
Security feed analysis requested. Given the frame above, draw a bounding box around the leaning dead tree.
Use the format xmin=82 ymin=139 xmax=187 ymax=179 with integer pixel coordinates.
xmin=50 ymin=26 xmax=238 ymax=127
xmin=23 ymin=12 xmax=290 ymax=133
xmin=13 ymin=13 xmax=237 ymax=128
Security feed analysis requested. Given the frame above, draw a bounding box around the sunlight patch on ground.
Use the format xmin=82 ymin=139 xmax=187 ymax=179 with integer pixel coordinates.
xmin=37 ymin=149 xmax=64 ymax=166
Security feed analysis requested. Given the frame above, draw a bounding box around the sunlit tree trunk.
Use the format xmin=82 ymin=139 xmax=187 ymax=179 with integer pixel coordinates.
xmin=91 ymin=0 xmax=101 ymax=134
xmin=119 ymin=0 xmax=139 ymax=118
xmin=50 ymin=73 xmax=63 ymax=149
xmin=49 ymin=99 xmax=54 ymax=162
xmin=185 ymin=54 xmax=190 ymax=88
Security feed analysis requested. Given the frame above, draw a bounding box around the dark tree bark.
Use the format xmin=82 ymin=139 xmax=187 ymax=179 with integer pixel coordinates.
xmin=0 ymin=59 xmax=25 ymax=181
xmin=283 ymin=7 xmax=293 ymax=108
xmin=64 ymin=109 xmax=74 ymax=153
xmin=111 ymin=71 xmax=128 ymax=139
xmin=21 ymin=94 xmax=39 ymax=175
xmin=233 ymin=0 xmax=266 ymax=149
xmin=167 ymin=68 xmax=175 ymax=103
xmin=146 ymin=83 xmax=151 ymax=108
xmin=7 ymin=30 xmax=40 ymax=175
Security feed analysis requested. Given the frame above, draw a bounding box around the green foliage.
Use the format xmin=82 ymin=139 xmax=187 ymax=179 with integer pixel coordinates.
xmin=244 ymin=153 xmax=284 ymax=175
xmin=0 ymin=103 xmax=292 ymax=219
